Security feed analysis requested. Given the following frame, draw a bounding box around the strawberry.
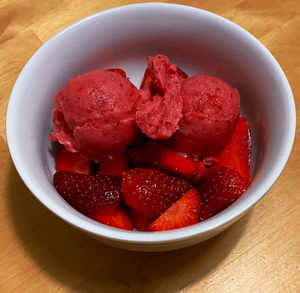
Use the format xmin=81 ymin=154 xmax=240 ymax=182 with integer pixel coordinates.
xmin=121 ymin=168 xmax=191 ymax=218
xmin=129 ymin=208 xmax=154 ymax=231
xmin=55 ymin=147 xmax=92 ymax=174
xmin=202 ymin=156 xmax=218 ymax=167
xmin=192 ymin=161 xmax=207 ymax=182
xmin=128 ymin=140 xmax=199 ymax=179
xmin=197 ymin=166 xmax=249 ymax=221
xmin=106 ymin=68 xmax=127 ymax=77
xmin=140 ymin=67 xmax=152 ymax=88
xmin=216 ymin=117 xmax=251 ymax=181
xmin=97 ymin=153 xmax=129 ymax=176
xmin=53 ymin=171 xmax=122 ymax=217
xmin=95 ymin=205 xmax=133 ymax=231
xmin=149 ymin=188 xmax=201 ymax=231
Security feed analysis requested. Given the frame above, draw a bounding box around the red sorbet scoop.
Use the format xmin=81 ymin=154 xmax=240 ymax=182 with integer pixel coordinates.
xmin=50 ymin=70 xmax=140 ymax=161
xmin=171 ymin=75 xmax=240 ymax=158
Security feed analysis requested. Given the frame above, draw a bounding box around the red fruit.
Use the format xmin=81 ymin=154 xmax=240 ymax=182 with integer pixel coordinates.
xmin=202 ymin=156 xmax=218 ymax=167
xmin=149 ymin=188 xmax=201 ymax=231
xmin=122 ymin=168 xmax=191 ymax=218
xmin=95 ymin=206 xmax=133 ymax=231
xmin=129 ymin=208 xmax=154 ymax=231
xmin=216 ymin=117 xmax=251 ymax=181
xmin=140 ymin=67 xmax=152 ymax=88
xmin=55 ymin=147 xmax=91 ymax=174
xmin=128 ymin=140 xmax=198 ymax=179
xmin=97 ymin=153 xmax=129 ymax=176
xmin=106 ymin=68 xmax=127 ymax=77
xmin=53 ymin=171 xmax=122 ymax=217
xmin=192 ymin=161 xmax=207 ymax=182
xmin=140 ymin=66 xmax=187 ymax=89
xmin=197 ymin=166 xmax=249 ymax=221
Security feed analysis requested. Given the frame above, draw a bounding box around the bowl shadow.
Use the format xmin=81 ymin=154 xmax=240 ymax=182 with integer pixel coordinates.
xmin=6 ymin=161 xmax=251 ymax=292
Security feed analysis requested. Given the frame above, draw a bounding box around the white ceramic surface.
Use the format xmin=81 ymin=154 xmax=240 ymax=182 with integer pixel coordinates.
xmin=6 ymin=3 xmax=295 ymax=251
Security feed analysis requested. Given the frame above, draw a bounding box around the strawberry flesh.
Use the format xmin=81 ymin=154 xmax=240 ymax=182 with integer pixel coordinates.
xmin=121 ymin=168 xmax=191 ymax=218
xmin=197 ymin=166 xmax=249 ymax=221
xmin=95 ymin=205 xmax=133 ymax=231
xmin=192 ymin=161 xmax=207 ymax=182
xmin=97 ymin=153 xmax=129 ymax=176
xmin=53 ymin=171 xmax=122 ymax=218
xmin=55 ymin=147 xmax=92 ymax=174
xmin=216 ymin=117 xmax=251 ymax=181
xmin=140 ymin=67 xmax=152 ymax=89
xmin=149 ymin=188 xmax=201 ymax=231
xmin=128 ymin=140 xmax=199 ymax=179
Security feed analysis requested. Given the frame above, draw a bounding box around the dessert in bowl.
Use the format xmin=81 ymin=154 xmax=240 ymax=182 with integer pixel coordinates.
xmin=6 ymin=3 xmax=295 ymax=251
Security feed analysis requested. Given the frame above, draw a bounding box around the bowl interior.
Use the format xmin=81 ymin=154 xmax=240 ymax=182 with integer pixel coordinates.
xmin=7 ymin=4 xmax=295 ymax=246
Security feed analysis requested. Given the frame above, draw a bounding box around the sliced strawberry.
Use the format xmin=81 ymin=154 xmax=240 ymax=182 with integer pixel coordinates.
xmin=53 ymin=171 xmax=122 ymax=217
xmin=128 ymin=140 xmax=198 ymax=179
xmin=97 ymin=153 xmax=129 ymax=176
xmin=55 ymin=147 xmax=92 ymax=174
xmin=197 ymin=166 xmax=249 ymax=221
xmin=122 ymin=168 xmax=191 ymax=218
xmin=95 ymin=206 xmax=133 ymax=231
xmin=216 ymin=117 xmax=251 ymax=181
xmin=140 ymin=67 xmax=152 ymax=88
xmin=192 ymin=161 xmax=207 ymax=182
xmin=106 ymin=68 xmax=127 ymax=77
xmin=149 ymin=188 xmax=201 ymax=231
xmin=129 ymin=208 xmax=154 ymax=231
xmin=202 ymin=156 xmax=218 ymax=167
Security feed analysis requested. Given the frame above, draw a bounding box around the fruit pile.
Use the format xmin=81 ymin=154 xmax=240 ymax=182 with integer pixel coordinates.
xmin=53 ymin=113 xmax=251 ymax=232
xmin=51 ymin=54 xmax=251 ymax=231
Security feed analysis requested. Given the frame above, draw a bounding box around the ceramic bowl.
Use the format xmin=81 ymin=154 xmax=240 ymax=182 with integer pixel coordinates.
xmin=6 ymin=3 xmax=296 ymax=251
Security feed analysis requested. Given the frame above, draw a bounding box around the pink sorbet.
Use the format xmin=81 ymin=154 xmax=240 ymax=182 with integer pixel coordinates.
xmin=171 ymin=75 xmax=240 ymax=158
xmin=136 ymin=55 xmax=186 ymax=139
xmin=50 ymin=70 xmax=140 ymax=161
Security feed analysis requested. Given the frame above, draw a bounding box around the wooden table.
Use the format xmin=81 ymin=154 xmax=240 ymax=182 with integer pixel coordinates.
xmin=0 ymin=1 xmax=299 ymax=292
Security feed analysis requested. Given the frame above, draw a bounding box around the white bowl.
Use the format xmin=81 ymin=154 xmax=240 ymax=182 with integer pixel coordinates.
xmin=6 ymin=3 xmax=296 ymax=251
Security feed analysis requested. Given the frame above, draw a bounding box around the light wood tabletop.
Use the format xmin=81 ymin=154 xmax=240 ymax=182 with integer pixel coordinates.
xmin=0 ymin=1 xmax=299 ymax=292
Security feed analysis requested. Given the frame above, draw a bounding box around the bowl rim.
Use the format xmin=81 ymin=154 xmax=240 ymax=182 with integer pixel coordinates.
xmin=6 ymin=2 xmax=296 ymax=244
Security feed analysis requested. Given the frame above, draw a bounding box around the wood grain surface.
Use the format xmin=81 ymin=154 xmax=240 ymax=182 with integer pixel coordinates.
xmin=0 ymin=1 xmax=299 ymax=292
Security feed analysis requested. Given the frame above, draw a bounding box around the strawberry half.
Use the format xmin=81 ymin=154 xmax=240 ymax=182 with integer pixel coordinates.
xmin=216 ymin=117 xmax=251 ymax=181
xmin=122 ymin=168 xmax=191 ymax=218
xmin=95 ymin=205 xmax=133 ymax=231
xmin=55 ymin=147 xmax=92 ymax=174
xmin=97 ymin=153 xmax=129 ymax=176
xmin=53 ymin=171 xmax=122 ymax=218
xmin=197 ymin=166 xmax=249 ymax=221
xmin=106 ymin=68 xmax=127 ymax=78
xmin=128 ymin=140 xmax=199 ymax=179
xmin=140 ymin=67 xmax=152 ymax=89
xmin=192 ymin=161 xmax=207 ymax=182
xmin=129 ymin=208 xmax=154 ymax=231
xmin=149 ymin=188 xmax=201 ymax=231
